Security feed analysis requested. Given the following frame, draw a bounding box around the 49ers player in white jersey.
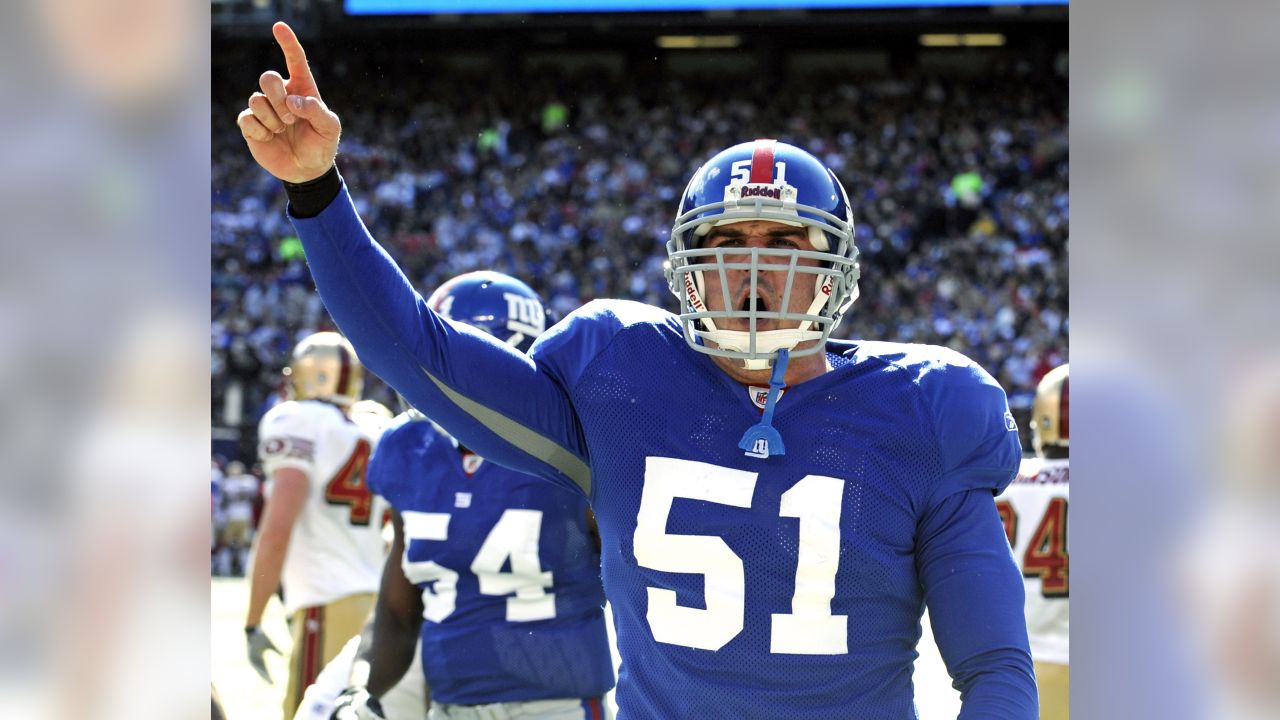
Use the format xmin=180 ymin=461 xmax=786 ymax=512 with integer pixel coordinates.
xmin=244 ymin=332 xmax=392 ymax=719
xmin=997 ymin=364 xmax=1069 ymax=720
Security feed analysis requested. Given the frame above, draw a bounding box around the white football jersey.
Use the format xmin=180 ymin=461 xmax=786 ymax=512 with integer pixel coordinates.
xmin=996 ymin=456 xmax=1069 ymax=665
xmin=258 ymin=400 xmax=390 ymax=615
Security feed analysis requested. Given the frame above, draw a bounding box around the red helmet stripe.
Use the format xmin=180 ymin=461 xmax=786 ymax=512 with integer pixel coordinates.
xmin=336 ymin=342 xmax=352 ymax=399
xmin=749 ymin=138 xmax=777 ymax=184
xmin=1059 ymin=376 xmax=1069 ymax=440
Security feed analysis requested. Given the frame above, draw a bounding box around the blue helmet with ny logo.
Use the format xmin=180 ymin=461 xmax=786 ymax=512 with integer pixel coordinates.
xmin=667 ymin=139 xmax=860 ymax=370
xmin=426 ymin=271 xmax=547 ymax=353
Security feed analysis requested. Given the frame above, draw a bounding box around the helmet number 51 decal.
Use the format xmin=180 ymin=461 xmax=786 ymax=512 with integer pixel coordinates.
xmin=730 ymin=159 xmax=787 ymax=184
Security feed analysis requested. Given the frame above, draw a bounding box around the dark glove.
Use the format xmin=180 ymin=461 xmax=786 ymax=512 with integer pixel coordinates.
xmin=245 ymin=625 xmax=282 ymax=684
xmin=330 ymin=687 xmax=386 ymax=720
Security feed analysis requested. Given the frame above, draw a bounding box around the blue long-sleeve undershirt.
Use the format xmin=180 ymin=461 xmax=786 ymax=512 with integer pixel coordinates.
xmin=919 ymin=488 xmax=1039 ymax=719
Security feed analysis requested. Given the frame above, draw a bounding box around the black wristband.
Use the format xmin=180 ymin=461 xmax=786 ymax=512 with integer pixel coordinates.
xmin=284 ymin=164 xmax=342 ymax=218
xmin=244 ymin=625 xmax=258 ymax=634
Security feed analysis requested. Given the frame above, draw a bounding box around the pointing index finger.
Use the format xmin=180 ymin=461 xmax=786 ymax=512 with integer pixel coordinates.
xmin=272 ymin=21 xmax=318 ymax=97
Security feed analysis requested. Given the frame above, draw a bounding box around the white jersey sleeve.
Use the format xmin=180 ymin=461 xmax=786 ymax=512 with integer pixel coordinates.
xmin=996 ymin=457 xmax=1070 ymax=665
xmin=259 ymin=401 xmax=322 ymax=475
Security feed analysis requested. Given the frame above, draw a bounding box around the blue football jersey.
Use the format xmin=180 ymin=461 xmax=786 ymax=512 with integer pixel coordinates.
xmin=366 ymin=415 xmax=615 ymax=705
xmin=528 ymin=301 xmax=1026 ymax=718
xmin=292 ymin=183 xmax=1036 ymax=719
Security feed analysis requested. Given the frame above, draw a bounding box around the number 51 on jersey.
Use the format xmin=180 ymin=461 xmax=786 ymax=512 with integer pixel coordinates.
xmin=634 ymin=457 xmax=847 ymax=655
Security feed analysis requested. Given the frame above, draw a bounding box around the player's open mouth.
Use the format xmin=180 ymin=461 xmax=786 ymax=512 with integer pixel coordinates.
xmin=738 ymin=293 xmax=769 ymax=313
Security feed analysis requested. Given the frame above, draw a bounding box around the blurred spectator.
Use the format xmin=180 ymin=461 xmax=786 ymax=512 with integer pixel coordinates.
xmin=216 ymin=460 xmax=260 ymax=578
xmin=211 ymin=458 xmax=225 ymax=575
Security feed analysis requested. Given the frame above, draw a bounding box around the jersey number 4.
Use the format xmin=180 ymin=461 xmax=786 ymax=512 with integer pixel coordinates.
xmin=996 ymin=497 xmax=1069 ymax=597
xmin=634 ymin=457 xmax=846 ymax=655
xmin=325 ymin=439 xmax=375 ymax=526
xmin=400 ymin=509 xmax=555 ymax=623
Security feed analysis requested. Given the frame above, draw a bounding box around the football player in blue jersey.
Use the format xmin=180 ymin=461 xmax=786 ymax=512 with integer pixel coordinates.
xmin=325 ymin=272 xmax=615 ymax=720
xmin=239 ymin=22 xmax=1037 ymax=718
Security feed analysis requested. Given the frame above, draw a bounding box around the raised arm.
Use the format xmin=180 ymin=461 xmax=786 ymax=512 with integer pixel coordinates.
xmin=237 ymin=22 xmax=590 ymax=496
xmin=236 ymin=22 xmax=340 ymax=185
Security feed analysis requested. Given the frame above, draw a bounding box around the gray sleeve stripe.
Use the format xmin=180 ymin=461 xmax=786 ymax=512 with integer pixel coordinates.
xmin=420 ymin=365 xmax=592 ymax=495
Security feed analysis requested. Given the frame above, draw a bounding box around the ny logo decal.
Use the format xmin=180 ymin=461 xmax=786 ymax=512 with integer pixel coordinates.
xmin=744 ymin=438 xmax=770 ymax=459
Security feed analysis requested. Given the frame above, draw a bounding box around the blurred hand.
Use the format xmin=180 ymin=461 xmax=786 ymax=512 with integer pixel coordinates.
xmin=237 ymin=21 xmax=341 ymax=183
xmin=245 ymin=626 xmax=281 ymax=684
xmin=330 ymin=687 xmax=386 ymax=720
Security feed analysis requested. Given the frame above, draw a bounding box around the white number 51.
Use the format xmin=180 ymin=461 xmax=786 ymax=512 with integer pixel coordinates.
xmin=633 ymin=457 xmax=846 ymax=654
xmin=729 ymin=159 xmax=788 ymax=184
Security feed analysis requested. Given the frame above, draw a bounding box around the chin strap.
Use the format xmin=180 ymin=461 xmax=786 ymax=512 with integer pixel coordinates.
xmin=738 ymin=348 xmax=789 ymax=459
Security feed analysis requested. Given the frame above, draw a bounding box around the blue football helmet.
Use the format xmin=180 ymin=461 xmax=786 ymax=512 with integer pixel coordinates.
xmin=667 ymin=139 xmax=860 ymax=369
xmin=426 ymin=271 xmax=547 ymax=353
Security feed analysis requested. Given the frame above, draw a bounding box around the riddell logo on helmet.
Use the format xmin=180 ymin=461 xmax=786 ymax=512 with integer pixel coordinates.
xmin=684 ymin=274 xmax=705 ymax=310
xmin=740 ymin=184 xmax=782 ymax=200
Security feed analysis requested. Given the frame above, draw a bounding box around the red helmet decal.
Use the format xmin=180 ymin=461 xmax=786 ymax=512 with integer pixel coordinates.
xmin=749 ymin=139 xmax=777 ymax=184
xmin=1059 ymin=376 xmax=1069 ymax=440
xmin=335 ymin=342 xmax=352 ymax=398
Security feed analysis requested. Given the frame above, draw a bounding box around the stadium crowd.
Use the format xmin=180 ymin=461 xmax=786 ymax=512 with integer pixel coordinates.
xmin=212 ymin=53 xmax=1067 ymax=457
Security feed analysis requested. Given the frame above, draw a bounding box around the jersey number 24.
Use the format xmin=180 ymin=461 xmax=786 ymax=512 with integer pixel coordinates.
xmin=996 ymin=497 xmax=1069 ymax=597
xmin=325 ymin=439 xmax=374 ymax=526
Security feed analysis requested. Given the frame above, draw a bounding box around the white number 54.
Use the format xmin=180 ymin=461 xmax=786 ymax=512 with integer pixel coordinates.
xmin=401 ymin=509 xmax=555 ymax=624
xmin=633 ymin=457 xmax=846 ymax=654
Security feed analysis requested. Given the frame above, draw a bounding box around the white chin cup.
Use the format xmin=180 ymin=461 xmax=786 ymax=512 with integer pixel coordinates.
xmin=701 ymin=328 xmax=823 ymax=370
xmin=691 ymin=265 xmax=833 ymax=370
